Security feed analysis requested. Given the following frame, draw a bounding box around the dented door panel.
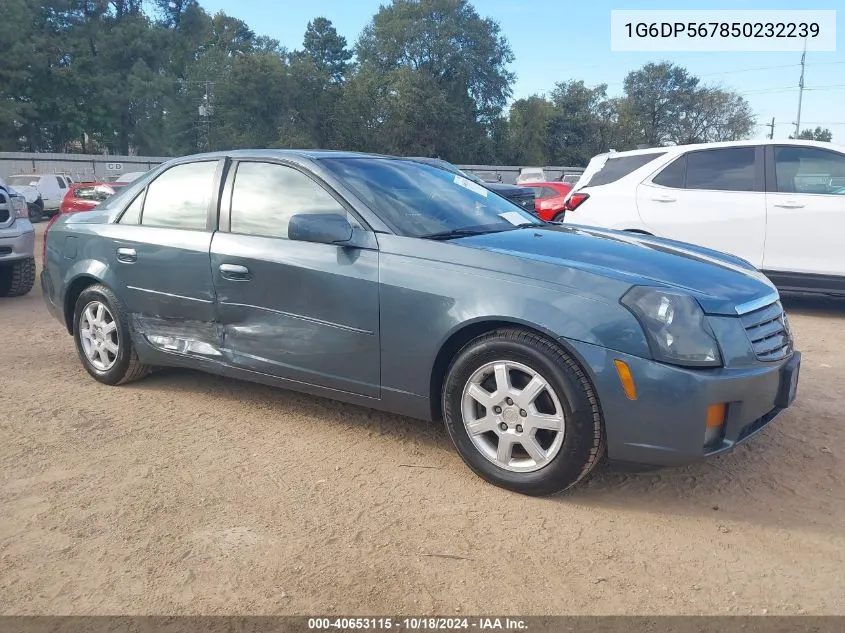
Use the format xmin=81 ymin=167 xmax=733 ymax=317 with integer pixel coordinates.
xmin=210 ymin=232 xmax=380 ymax=397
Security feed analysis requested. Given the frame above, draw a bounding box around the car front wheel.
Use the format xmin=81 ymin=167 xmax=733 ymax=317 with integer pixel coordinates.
xmin=73 ymin=284 xmax=151 ymax=385
xmin=442 ymin=328 xmax=604 ymax=496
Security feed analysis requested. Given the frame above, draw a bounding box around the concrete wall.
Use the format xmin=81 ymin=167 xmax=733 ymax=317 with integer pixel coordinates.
xmin=0 ymin=152 xmax=584 ymax=185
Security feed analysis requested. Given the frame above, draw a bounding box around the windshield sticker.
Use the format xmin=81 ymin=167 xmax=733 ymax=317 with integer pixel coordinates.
xmin=454 ymin=174 xmax=488 ymax=197
xmin=499 ymin=211 xmax=527 ymax=226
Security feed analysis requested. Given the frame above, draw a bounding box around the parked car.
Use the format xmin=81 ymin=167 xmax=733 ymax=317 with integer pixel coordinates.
xmin=0 ymin=176 xmax=36 ymax=297
xmin=60 ymin=182 xmax=117 ymax=214
xmin=406 ymin=157 xmax=537 ymax=216
xmin=516 ymin=167 xmax=546 ymax=184
xmin=560 ymin=174 xmax=582 ymax=185
xmin=519 ymin=181 xmax=572 ymax=222
xmin=5 ymin=173 xmax=73 ymax=221
xmin=41 ymin=150 xmax=801 ymax=496
xmin=562 ymin=139 xmax=845 ymax=296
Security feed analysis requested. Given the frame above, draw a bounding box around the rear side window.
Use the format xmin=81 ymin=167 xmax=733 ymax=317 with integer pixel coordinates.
xmin=583 ymin=153 xmax=667 ymax=187
xmin=653 ymin=156 xmax=686 ymax=188
xmin=685 ymin=147 xmax=756 ymax=192
xmin=56 ymin=176 xmax=67 ymax=189
xmin=75 ymin=186 xmax=113 ymax=201
xmin=140 ymin=161 xmax=218 ymax=230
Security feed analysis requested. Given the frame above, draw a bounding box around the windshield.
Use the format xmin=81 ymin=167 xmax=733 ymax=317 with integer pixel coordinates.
xmin=320 ymin=157 xmax=542 ymax=238
xmin=7 ymin=175 xmax=40 ymax=187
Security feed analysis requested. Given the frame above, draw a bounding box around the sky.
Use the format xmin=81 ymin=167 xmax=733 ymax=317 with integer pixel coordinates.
xmin=198 ymin=0 xmax=845 ymax=143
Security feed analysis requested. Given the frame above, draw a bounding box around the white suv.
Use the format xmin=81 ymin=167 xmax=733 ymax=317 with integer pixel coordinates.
xmin=561 ymin=139 xmax=845 ymax=295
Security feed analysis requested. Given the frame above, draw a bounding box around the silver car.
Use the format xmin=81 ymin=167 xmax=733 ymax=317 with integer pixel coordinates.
xmin=0 ymin=177 xmax=36 ymax=297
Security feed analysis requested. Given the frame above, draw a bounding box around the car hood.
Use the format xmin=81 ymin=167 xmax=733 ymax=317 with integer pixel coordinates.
xmin=454 ymin=224 xmax=778 ymax=315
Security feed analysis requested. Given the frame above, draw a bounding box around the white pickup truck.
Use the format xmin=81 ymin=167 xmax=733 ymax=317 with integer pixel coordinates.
xmin=4 ymin=173 xmax=74 ymax=222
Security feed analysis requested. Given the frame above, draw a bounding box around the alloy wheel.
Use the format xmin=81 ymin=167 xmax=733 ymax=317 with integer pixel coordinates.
xmin=460 ymin=360 xmax=566 ymax=472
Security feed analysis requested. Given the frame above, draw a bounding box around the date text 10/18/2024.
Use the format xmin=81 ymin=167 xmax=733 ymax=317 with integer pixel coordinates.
xmin=308 ymin=617 xmax=528 ymax=630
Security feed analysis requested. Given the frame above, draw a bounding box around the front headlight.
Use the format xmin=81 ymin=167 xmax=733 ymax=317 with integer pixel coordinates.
xmin=621 ymin=286 xmax=722 ymax=368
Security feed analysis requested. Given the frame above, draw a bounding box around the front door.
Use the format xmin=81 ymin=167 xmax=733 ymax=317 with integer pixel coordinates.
xmin=763 ymin=144 xmax=845 ymax=279
xmin=210 ymin=159 xmax=380 ymax=397
xmin=636 ymin=145 xmax=767 ymax=267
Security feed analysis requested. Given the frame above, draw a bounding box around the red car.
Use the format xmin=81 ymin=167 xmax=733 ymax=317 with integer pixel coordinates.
xmin=518 ymin=181 xmax=572 ymax=222
xmin=59 ymin=182 xmax=116 ymax=214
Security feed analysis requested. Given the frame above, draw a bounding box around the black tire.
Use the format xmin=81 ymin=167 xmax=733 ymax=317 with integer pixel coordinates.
xmin=0 ymin=258 xmax=36 ymax=297
xmin=552 ymin=212 xmax=566 ymax=222
xmin=28 ymin=203 xmax=42 ymax=223
xmin=442 ymin=328 xmax=605 ymax=496
xmin=72 ymin=283 xmax=151 ymax=385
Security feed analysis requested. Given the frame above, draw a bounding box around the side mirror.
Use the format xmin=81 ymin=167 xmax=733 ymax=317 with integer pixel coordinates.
xmin=288 ymin=213 xmax=353 ymax=245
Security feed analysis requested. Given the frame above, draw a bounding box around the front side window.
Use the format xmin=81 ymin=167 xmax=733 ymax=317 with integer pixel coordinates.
xmin=320 ymin=157 xmax=542 ymax=238
xmin=685 ymin=147 xmax=756 ymax=192
xmin=140 ymin=161 xmax=218 ymax=230
xmin=229 ymin=162 xmax=349 ymax=239
xmin=775 ymin=146 xmax=845 ymax=195
xmin=118 ymin=191 xmax=144 ymax=225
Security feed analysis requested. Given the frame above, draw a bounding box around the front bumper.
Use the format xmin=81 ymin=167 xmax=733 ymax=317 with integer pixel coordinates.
xmin=0 ymin=222 xmax=35 ymax=262
xmin=565 ymin=338 xmax=800 ymax=467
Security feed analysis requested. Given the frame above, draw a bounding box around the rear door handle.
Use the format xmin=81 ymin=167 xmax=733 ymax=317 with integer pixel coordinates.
xmin=116 ymin=247 xmax=136 ymax=263
xmin=219 ymin=263 xmax=250 ymax=281
xmin=651 ymin=195 xmax=676 ymax=203
xmin=773 ymin=201 xmax=805 ymax=209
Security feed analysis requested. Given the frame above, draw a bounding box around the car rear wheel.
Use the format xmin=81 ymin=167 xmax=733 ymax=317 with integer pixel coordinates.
xmin=73 ymin=284 xmax=151 ymax=385
xmin=552 ymin=212 xmax=566 ymax=222
xmin=442 ymin=328 xmax=605 ymax=496
xmin=0 ymin=258 xmax=36 ymax=297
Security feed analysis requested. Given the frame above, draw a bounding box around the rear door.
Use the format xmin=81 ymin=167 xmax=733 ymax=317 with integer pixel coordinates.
xmin=763 ymin=144 xmax=845 ymax=279
xmin=104 ymin=159 xmax=224 ymax=345
xmin=210 ymin=159 xmax=381 ymax=397
xmin=636 ymin=145 xmax=766 ymax=266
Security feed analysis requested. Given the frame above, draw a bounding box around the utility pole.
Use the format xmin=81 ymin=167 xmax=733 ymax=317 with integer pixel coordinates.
xmin=197 ymin=81 xmax=213 ymax=152
xmin=767 ymin=117 xmax=775 ymax=140
xmin=793 ymin=38 xmax=807 ymax=139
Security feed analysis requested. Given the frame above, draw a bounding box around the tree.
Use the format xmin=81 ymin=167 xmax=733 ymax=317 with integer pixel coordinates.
xmin=622 ymin=62 xmax=700 ymax=146
xmin=302 ymin=17 xmax=353 ymax=83
xmin=507 ymin=96 xmax=553 ymax=165
xmin=793 ymin=127 xmax=833 ymax=142
xmin=353 ymin=0 xmax=515 ymax=159
xmin=621 ymin=62 xmax=755 ymax=147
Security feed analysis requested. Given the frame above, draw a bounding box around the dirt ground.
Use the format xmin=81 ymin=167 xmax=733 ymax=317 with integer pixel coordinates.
xmin=1 ymin=222 xmax=844 ymax=616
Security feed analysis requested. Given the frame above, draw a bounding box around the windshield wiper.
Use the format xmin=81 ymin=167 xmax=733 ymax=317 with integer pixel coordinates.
xmin=422 ymin=223 xmax=542 ymax=240
xmin=421 ymin=227 xmax=505 ymax=240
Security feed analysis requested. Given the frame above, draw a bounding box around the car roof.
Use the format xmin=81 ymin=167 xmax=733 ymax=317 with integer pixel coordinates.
xmin=593 ymin=138 xmax=845 ymax=160
xmin=519 ymin=181 xmax=568 ymax=187
xmin=179 ymin=149 xmax=397 ymax=162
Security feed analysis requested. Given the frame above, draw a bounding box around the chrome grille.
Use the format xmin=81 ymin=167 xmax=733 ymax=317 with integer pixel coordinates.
xmin=739 ymin=300 xmax=792 ymax=362
xmin=0 ymin=192 xmax=11 ymax=225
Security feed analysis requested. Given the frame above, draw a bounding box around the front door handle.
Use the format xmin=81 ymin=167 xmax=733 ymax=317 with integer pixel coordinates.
xmin=219 ymin=263 xmax=250 ymax=281
xmin=116 ymin=247 xmax=136 ymax=263
xmin=773 ymin=201 xmax=805 ymax=209
xmin=651 ymin=195 xmax=676 ymax=203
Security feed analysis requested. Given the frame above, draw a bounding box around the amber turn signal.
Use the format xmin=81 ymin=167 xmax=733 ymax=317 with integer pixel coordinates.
xmin=706 ymin=403 xmax=727 ymax=429
xmin=613 ymin=360 xmax=637 ymax=401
